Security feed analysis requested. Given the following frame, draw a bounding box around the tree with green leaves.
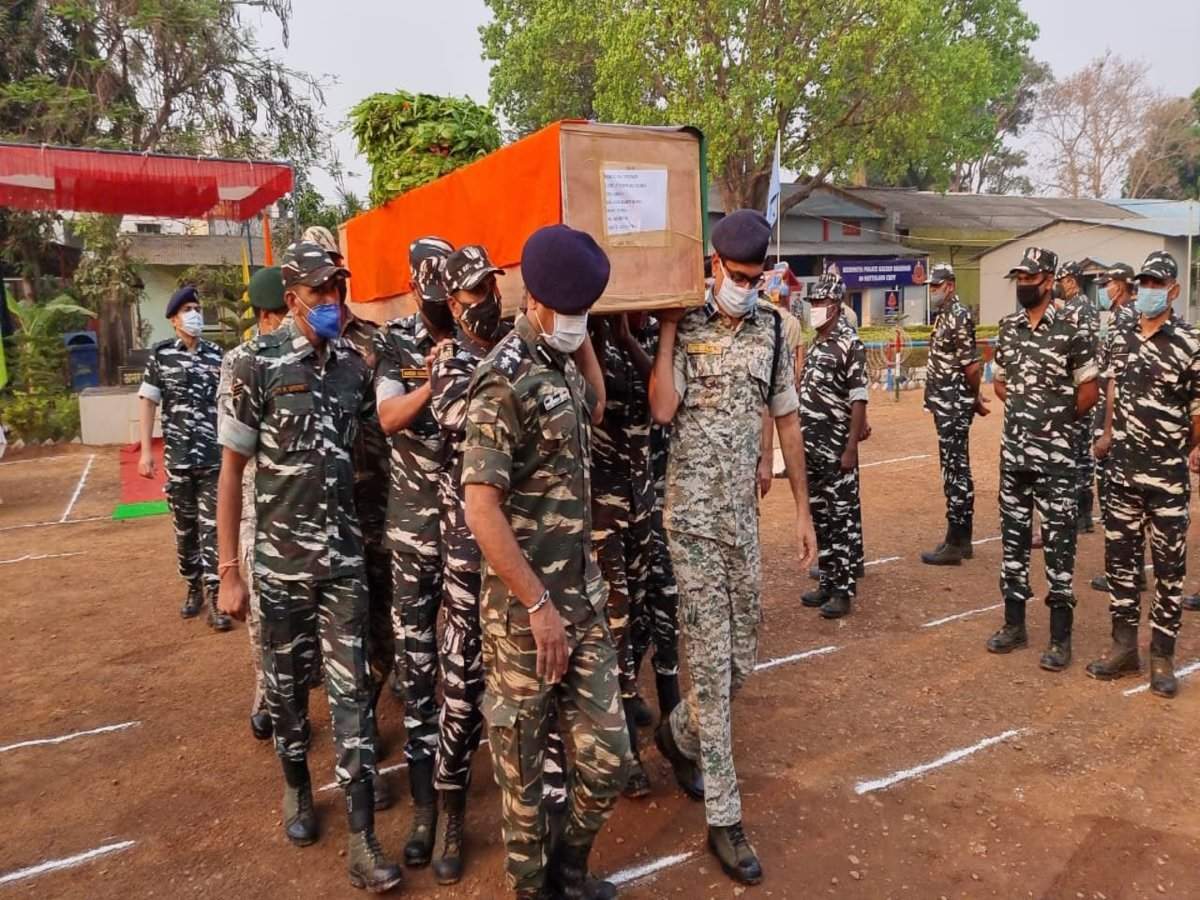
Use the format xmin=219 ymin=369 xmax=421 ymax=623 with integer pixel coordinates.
xmin=1125 ymin=89 xmax=1200 ymax=201
xmin=71 ymin=216 xmax=143 ymax=385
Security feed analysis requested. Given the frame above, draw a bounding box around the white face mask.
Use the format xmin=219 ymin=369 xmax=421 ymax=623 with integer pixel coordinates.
xmin=543 ymin=311 xmax=588 ymax=353
xmin=714 ymin=263 xmax=760 ymax=318
xmin=179 ymin=309 xmax=204 ymax=337
xmin=810 ymin=303 xmax=835 ymax=329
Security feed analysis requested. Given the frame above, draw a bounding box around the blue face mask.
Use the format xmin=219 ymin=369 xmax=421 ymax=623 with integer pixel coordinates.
xmin=298 ymin=298 xmax=343 ymax=340
xmin=1135 ymin=286 xmax=1171 ymax=318
xmin=1096 ymin=293 xmax=1112 ymax=311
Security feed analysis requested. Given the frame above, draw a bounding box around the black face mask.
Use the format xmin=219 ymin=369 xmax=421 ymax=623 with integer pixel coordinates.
xmin=420 ymin=300 xmax=455 ymax=336
xmin=460 ymin=292 xmax=502 ymax=342
xmin=1016 ymin=281 xmax=1044 ymax=309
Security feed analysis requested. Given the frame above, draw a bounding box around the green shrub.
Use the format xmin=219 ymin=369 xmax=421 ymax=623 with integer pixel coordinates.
xmin=1 ymin=391 xmax=80 ymax=442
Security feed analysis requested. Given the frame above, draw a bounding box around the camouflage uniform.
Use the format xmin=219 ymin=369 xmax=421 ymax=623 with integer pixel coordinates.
xmin=1060 ymin=278 xmax=1100 ymax=525
xmin=463 ymin=315 xmax=628 ymax=894
xmin=800 ymin=314 xmax=869 ymax=602
xmin=138 ymin=338 xmax=224 ymax=595
xmin=923 ymin=294 xmax=978 ymax=530
xmin=1095 ymin=303 xmax=1140 ymax=525
xmin=372 ymin=314 xmax=445 ymax=765
xmin=664 ymin=294 xmax=797 ymax=827
xmin=219 ymin=319 xmax=378 ymax=788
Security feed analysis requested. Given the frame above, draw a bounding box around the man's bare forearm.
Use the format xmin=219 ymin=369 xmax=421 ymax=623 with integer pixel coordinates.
xmin=776 ymin=411 xmax=811 ymax=510
xmin=139 ymin=397 xmax=157 ymax=456
xmin=466 ymin=485 xmax=544 ymax=607
xmin=649 ymin=320 xmax=680 ymax=425
xmin=217 ymin=448 xmax=249 ymax=568
xmin=379 ymin=383 xmax=432 ymax=435
xmin=964 ymin=361 xmax=982 ymax=398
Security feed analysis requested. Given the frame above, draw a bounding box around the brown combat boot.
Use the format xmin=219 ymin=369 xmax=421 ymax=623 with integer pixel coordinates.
xmin=1086 ymin=621 xmax=1141 ymax=680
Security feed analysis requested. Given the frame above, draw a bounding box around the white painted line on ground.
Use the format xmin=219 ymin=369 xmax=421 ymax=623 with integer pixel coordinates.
xmin=609 ymin=850 xmax=697 ymax=886
xmin=921 ymin=603 xmax=1003 ymax=629
xmin=755 ymin=645 xmax=840 ymax=672
xmin=0 ymin=514 xmax=107 ymax=533
xmin=864 ymin=555 xmax=902 ymax=568
xmin=0 ymin=453 xmax=78 ymax=467
xmin=972 ymin=535 xmax=1001 ymax=546
xmin=0 ymin=840 xmax=135 ymax=885
xmin=317 ymin=740 xmax=493 ymax=794
xmin=0 ymin=551 xmax=87 ymax=566
xmin=854 ymin=729 xmax=1025 ymax=795
xmin=59 ymin=453 xmax=96 ymax=522
xmin=1123 ymin=660 xmax=1200 ymax=696
xmin=0 ymin=720 xmax=140 ymax=755
xmin=860 ymin=453 xmax=931 ymax=469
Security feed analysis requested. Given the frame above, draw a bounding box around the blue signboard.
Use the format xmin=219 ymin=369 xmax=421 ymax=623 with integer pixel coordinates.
xmin=830 ymin=257 xmax=927 ymax=289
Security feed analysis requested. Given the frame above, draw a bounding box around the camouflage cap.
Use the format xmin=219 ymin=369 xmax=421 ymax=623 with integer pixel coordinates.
xmin=1055 ymin=260 xmax=1084 ymax=281
xmin=280 ymin=241 xmax=350 ymax=289
xmin=1095 ymin=262 xmax=1134 ymax=285
xmin=1007 ymin=246 xmax=1057 ymax=277
xmin=443 ymin=244 xmax=505 ymax=293
xmin=301 ymin=225 xmax=341 ymax=259
xmin=928 ymin=262 xmax=956 ymax=285
xmin=409 ymin=236 xmax=454 ymax=303
xmin=248 ymin=266 xmax=285 ymax=311
xmin=809 ymin=271 xmax=845 ymax=301
xmin=1136 ymin=250 xmax=1178 ymax=282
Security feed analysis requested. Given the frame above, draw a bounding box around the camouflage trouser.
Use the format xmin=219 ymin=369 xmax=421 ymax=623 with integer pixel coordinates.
xmin=238 ymin=526 xmax=267 ymax=717
xmin=434 ymin=566 xmax=485 ymax=791
xmin=667 ymin=531 xmax=761 ymax=827
xmin=258 ymin=574 xmax=376 ymax=788
xmin=1073 ymin=417 xmax=1095 ymax=512
xmin=542 ymin=720 xmax=568 ymax=807
xmin=392 ymin=550 xmax=443 ymax=764
xmin=807 ymin=466 xmax=860 ymax=600
xmin=1096 ymin=455 xmax=1113 ymax=526
xmin=632 ymin=508 xmax=680 ymax=677
xmin=999 ymin=468 xmax=1078 ymax=609
xmin=595 ymin=514 xmax=650 ymax=699
xmin=362 ymin=538 xmax=394 ymax=700
xmin=934 ymin=414 xmax=974 ymax=528
xmin=164 ymin=467 xmax=219 ymax=587
xmin=1106 ymin=477 xmax=1189 ymax=645
xmin=850 ymin=468 xmax=864 ymax=567
xmin=482 ymin=611 xmax=628 ymax=893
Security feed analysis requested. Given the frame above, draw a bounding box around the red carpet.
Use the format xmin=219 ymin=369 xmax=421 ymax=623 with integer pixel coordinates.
xmin=113 ymin=439 xmax=169 ymax=519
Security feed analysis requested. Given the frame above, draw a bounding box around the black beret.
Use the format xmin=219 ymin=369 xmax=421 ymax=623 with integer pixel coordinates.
xmin=712 ymin=209 xmax=771 ymax=264
xmin=521 ymin=225 xmax=610 ymax=314
xmin=166 ymin=285 xmax=198 ymax=319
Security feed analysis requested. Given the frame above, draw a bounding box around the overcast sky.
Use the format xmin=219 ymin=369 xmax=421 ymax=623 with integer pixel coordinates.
xmin=268 ymin=0 xmax=1200 ymax=200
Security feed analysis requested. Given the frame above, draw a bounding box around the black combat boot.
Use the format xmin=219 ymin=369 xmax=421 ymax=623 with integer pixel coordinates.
xmin=1149 ymin=631 xmax=1178 ymax=699
xmin=655 ymin=671 xmax=681 ymax=719
xmin=432 ymin=789 xmax=466 ymax=885
xmin=1183 ymin=594 xmax=1200 ymax=612
xmin=920 ymin=525 xmax=964 ymax=566
xmin=801 ymin=587 xmax=829 ymax=608
xmin=1039 ymin=606 xmax=1072 ymax=672
xmin=625 ymin=694 xmax=654 ymax=728
xmin=181 ymin=578 xmax=204 ymax=618
xmin=807 ymin=564 xmax=820 ymax=580
xmin=1090 ymin=575 xmax=1108 ymax=592
xmin=819 ymin=592 xmax=852 ymax=619
xmin=986 ymin=600 xmax=1028 ymax=653
xmin=1085 ymin=621 xmax=1141 ymax=680
xmin=404 ymin=758 xmax=437 ymax=866
xmin=654 ymin=719 xmax=703 ymax=801
xmin=955 ymin=519 xmax=974 ymax=559
xmin=1076 ymin=490 xmax=1095 ymax=533
xmin=548 ymin=837 xmax=617 ymax=900
xmin=707 ymin=821 xmax=763 ymax=885
xmin=854 ymin=561 xmax=866 ymax=578
xmin=622 ymin=699 xmax=651 ymax=799
xmin=346 ymin=778 xmax=403 ymax=893
xmin=280 ymin=758 xmax=318 ymax=846
xmin=250 ymin=707 xmax=272 ymax=741
xmin=372 ymin=770 xmax=392 ymax=812
xmin=205 ymin=583 xmax=232 ymax=632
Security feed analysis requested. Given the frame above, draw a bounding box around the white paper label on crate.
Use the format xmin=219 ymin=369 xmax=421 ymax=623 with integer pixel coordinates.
xmin=603 ymin=168 xmax=668 ymax=236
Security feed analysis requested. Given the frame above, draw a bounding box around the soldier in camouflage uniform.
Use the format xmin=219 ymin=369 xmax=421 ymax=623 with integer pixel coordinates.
xmin=921 ymin=264 xmax=988 ymax=566
xmin=648 ymin=210 xmax=817 ymax=887
xmin=987 ymin=247 xmax=1098 ymax=673
xmin=463 ymin=225 xmax=626 ymax=900
xmin=1087 ymin=252 xmax=1200 ymax=698
xmin=216 ymin=242 xmax=402 ymax=893
xmin=798 ymin=272 xmax=869 ymax=619
xmin=372 ymin=236 xmax=456 ymax=866
xmin=216 ymin=266 xmax=288 ymax=742
xmin=138 ymin=285 xmax=229 ymax=631
xmin=1055 ymin=260 xmax=1101 ymax=533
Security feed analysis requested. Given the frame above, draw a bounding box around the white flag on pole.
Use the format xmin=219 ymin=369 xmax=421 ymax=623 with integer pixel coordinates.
xmin=765 ymin=131 xmax=782 ymax=228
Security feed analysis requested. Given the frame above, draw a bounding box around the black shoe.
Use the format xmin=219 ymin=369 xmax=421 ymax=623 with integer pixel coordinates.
xmin=801 ymin=587 xmax=829 ymax=608
xmin=180 ymin=580 xmax=204 ymax=618
xmin=654 ymin=719 xmax=703 ymax=801
xmin=1184 ymin=594 xmax=1200 ymax=612
xmin=432 ymin=790 xmax=466 ymax=885
xmin=920 ymin=541 xmax=963 ymax=566
xmin=404 ymin=759 xmax=437 ymax=867
xmin=206 ymin=585 xmax=232 ymax=632
xmin=955 ymin=521 xmax=974 ymax=560
xmin=548 ymin=839 xmax=617 ymax=900
xmin=819 ymin=593 xmax=852 ymax=619
xmin=622 ymin=756 xmax=651 ymax=799
xmin=707 ymin=822 xmax=763 ymax=886
xmin=281 ymin=759 xmax=318 ymax=847
xmin=626 ymin=695 xmax=654 ymax=728
xmin=1086 ymin=622 xmax=1141 ymax=680
xmin=1076 ymin=514 xmax=1094 ymax=534
xmin=1090 ymin=575 xmax=1108 ymax=592
xmin=250 ymin=710 xmax=273 ymax=741
xmin=986 ymin=625 xmax=1028 ymax=654
xmin=654 ymin=672 xmax=681 ymax=719
xmin=1040 ymin=607 xmax=1072 ymax=671
xmin=346 ymin=780 xmax=403 ymax=893
xmin=1150 ymin=654 xmax=1178 ymax=698
xmin=855 ymin=562 xmax=866 ymax=578
xmin=372 ymin=771 xmax=393 ymax=811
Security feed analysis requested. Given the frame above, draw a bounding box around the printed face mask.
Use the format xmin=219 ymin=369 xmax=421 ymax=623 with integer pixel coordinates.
xmin=460 ymin=291 xmax=502 ymax=341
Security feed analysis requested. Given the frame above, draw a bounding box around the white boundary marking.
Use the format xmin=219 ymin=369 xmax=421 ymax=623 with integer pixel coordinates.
xmin=0 ymin=453 xmax=78 ymax=468
xmin=1123 ymin=660 xmax=1200 ymax=696
xmin=860 ymin=453 xmax=931 ymax=469
xmin=0 ymin=840 xmax=135 ymax=885
xmin=854 ymin=729 xmax=1025 ymax=795
xmin=0 ymin=551 xmax=87 ymax=566
xmin=755 ymin=645 xmax=840 ymax=672
xmin=59 ymin=453 xmax=96 ymax=522
xmin=921 ymin=603 xmax=1002 ymax=629
xmin=864 ymin=555 xmax=902 ymax=568
xmin=972 ymin=535 xmax=1001 ymax=546
xmin=0 ymin=514 xmax=107 ymax=533
xmin=609 ymin=850 xmax=697 ymax=886
xmin=0 ymin=721 xmax=140 ymax=754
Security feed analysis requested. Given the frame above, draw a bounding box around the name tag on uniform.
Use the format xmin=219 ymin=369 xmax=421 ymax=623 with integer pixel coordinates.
xmin=271 ymin=383 xmax=310 ymax=396
xmin=400 ymin=368 xmax=429 ymax=379
xmin=542 ymin=390 xmax=570 ymax=412
xmin=687 ymin=342 xmax=722 ymax=355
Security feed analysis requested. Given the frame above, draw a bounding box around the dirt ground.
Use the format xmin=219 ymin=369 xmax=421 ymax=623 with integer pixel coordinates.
xmin=3 ymin=392 xmax=1200 ymax=900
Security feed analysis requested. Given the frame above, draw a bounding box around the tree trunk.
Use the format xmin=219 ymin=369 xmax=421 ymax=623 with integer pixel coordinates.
xmin=97 ymin=290 xmax=132 ymax=386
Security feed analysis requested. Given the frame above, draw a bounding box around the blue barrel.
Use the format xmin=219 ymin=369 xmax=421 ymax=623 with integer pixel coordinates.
xmin=63 ymin=331 xmax=99 ymax=391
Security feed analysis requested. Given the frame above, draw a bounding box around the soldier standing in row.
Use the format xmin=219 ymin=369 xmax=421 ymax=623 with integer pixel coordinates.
xmin=798 ymin=272 xmax=868 ymax=619
xmin=920 ymin=264 xmax=987 ymax=566
xmin=1087 ymin=252 xmax=1200 ymax=698
xmin=215 ymin=266 xmax=288 ymax=742
xmin=987 ymin=247 xmax=1098 ymax=673
xmin=1055 ymin=261 xmax=1100 ymax=533
xmin=463 ymin=225 xmax=624 ymax=900
xmin=649 ymin=209 xmax=817 ymax=886
xmin=216 ymin=242 xmax=402 ymax=892
xmin=138 ymin=285 xmax=230 ymax=631
xmin=372 ymin=236 xmax=455 ymax=866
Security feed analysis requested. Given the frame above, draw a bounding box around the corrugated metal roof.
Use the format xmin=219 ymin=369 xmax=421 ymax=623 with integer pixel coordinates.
xmin=709 ymin=184 xmax=886 ymax=218
xmin=775 ymin=240 xmax=925 ymax=258
xmin=129 ymin=233 xmax=267 ymax=267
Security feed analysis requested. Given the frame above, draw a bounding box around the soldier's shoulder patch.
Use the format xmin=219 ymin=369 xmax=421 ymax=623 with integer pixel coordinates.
xmin=489 ymin=332 xmax=528 ymax=381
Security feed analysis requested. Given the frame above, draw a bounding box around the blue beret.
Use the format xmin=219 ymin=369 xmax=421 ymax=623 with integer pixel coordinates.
xmin=712 ymin=209 xmax=771 ymax=264
xmin=165 ymin=285 xmax=198 ymax=319
xmin=521 ymin=225 xmax=610 ymax=314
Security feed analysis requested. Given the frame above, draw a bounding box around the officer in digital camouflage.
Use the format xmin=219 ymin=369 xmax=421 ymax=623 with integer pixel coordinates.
xmin=372 ymin=236 xmax=455 ymax=867
xmin=988 ymin=246 xmax=1098 ymax=674
xmin=798 ymin=272 xmax=868 ymax=619
xmin=215 ymin=242 xmax=402 ymax=893
xmin=1086 ymin=251 xmax=1200 ymax=699
xmin=138 ymin=284 xmax=229 ymax=631
xmin=1055 ymin=260 xmax=1100 ymax=533
xmin=215 ymin=266 xmax=288 ymax=742
xmin=648 ymin=209 xmax=817 ymax=887
xmin=462 ymin=224 xmax=623 ymax=900
xmin=424 ymin=243 xmax=509 ymax=884
xmin=920 ymin=263 xmax=988 ymax=566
